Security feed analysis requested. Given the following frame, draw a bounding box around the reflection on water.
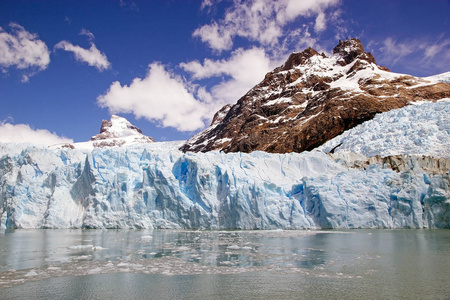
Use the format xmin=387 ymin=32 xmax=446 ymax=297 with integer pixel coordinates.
xmin=1 ymin=229 xmax=450 ymax=299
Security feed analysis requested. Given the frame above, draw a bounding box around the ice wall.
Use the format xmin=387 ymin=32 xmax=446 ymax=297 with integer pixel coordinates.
xmin=1 ymin=142 xmax=448 ymax=229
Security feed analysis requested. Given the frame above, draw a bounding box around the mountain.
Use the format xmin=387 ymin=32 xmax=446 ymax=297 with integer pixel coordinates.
xmin=54 ymin=115 xmax=154 ymax=149
xmin=1 ymin=102 xmax=448 ymax=229
xmin=181 ymin=38 xmax=450 ymax=153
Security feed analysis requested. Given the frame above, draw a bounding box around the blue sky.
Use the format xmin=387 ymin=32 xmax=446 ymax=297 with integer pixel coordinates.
xmin=1 ymin=0 xmax=449 ymax=145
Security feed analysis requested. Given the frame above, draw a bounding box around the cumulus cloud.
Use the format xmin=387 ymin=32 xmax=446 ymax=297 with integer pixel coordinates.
xmin=54 ymin=40 xmax=110 ymax=71
xmin=0 ymin=121 xmax=73 ymax=146
xmin=0 ymin=23 xmax=50 ymax=80
xmin=193 ymin=22 xmax=233 ymax=52
xmin=181 ymin=47 xmax=276 ymax=105
xmin=97 ymin=63 xmax=210 ymax=131
xmin=194 ymin=0 xmax=340 ymax=51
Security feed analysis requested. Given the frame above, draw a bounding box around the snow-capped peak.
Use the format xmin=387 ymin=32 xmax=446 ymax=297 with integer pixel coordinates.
xmin=332 ymin=38 xmax=377 ymax=65
xmin=51 ymin=115 xmax=155 ymax=150
xmin=91 ymin=115 xmax=144 ymax=141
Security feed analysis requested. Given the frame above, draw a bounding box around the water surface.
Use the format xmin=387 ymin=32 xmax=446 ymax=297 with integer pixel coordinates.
xmin=1 ymin=229 xmax=449 ymax=299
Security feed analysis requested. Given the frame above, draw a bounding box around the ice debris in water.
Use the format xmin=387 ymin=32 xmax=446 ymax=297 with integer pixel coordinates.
xmin=0 ymin=230 xmax=369 ymax=289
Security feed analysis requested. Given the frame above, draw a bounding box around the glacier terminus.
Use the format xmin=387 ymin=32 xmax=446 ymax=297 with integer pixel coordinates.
xmin=1 ymin=102 xmax=449 ymax=229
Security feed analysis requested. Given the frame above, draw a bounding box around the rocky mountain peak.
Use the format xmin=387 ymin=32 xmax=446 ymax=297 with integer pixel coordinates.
xmin=333 ymin=38 xmax=376 ymax=65
xmin=280 ymin=47 xmax=321 ymax=71
xmin=52 ymin=115 xmax=155 ymax=149
xmin=181 ymin=38 xmax=450 ymax=154
xmin=92 ymin=115 xmax=143 ymax=141
xmin=88 ymin=115 xmax=154 ymax=147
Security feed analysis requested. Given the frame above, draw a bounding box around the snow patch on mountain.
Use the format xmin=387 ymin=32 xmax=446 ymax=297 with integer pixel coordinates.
xmin=424 ymin=71 xmax=450 ymax=83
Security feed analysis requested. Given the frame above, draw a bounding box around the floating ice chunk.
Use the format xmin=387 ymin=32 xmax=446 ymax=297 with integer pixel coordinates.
xmin=88 ymin=267 xmax=103 ymax=274
xmin=24 ymin=270 xmax=38 ymax=277
xmin=227 ymin=245 xmax=240 ymax=250
xmin=68 ymin=245 xmax=94 ymax=250
xmin=72 ymin=255 xmax=92 ymax=260
xmin=117 ymin=262 xmax=129 ymax=267
xmin=176 ymin=246 xmax=191 ymax=252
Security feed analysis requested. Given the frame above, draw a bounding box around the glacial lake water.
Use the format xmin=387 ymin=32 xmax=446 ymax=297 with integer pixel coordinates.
xmin=0 ymin=229 xmax=449 ymax=299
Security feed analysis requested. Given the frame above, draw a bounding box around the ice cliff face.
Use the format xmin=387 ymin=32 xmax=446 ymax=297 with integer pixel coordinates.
xmin=0 ymin=143 xmax=448 ymax=229
xmin=1 ymin=103 xmax=449 ymax=229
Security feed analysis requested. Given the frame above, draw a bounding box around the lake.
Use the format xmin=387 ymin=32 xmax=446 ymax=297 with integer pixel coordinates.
xmin=1 ymin=229 xmax=449 ymax=299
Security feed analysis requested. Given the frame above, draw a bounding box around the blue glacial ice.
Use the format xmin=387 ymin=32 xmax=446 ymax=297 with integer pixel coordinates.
xmin=0 ymin=101 xmax=449 ymax=229
xmin=0 ymin=141 xmax=448 ymax=229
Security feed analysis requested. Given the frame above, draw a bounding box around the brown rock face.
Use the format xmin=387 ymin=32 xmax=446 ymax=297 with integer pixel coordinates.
xmin=180 ymin=38 xmax=450 ymax=154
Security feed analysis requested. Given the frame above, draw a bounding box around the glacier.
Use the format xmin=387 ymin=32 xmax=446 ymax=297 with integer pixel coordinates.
xmin=0 ymin=102 xmax=449 ymax=229
xmin=320 ymin=100 xmax=450 ymax=158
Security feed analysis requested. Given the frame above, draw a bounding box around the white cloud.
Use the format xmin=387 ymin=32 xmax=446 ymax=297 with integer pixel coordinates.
xmin=79 ymin=28 xmax=95 ymax=41
xmin=314 ymin=11 xmax=326 ymax=32
xmin=0 ymin=121 xmax=73 ymax=146
xmin=181 ymin=47 xmax=277 ymax=106
xmin=283 ymin=0 xmax=339 ymax=22
xmin=193 ymin=0 xmax=340 ymax=51
xmin=277 ymin=26 xmax=320 ymax=57
xmin=368 ymin=36 xmax=450 ymax=75
xmin=0 ymin=23 xmax=50 ymax=79
xmin=380 ymin=38 xmax=414 ymax=60
xmin=378 ymin=37 xmax=450 ymax=66
xmin=97 ymin=63 xmax=210 ymax=131
xmin=193 ymin=22 xmax=233 ymax=52
xmin=54 ymin=41 xmax=110 ymax=71
xmin=421 ymin=39 xmax=450 ymax=60
xmin=200 ymin=0 xmax=223 ymax=11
